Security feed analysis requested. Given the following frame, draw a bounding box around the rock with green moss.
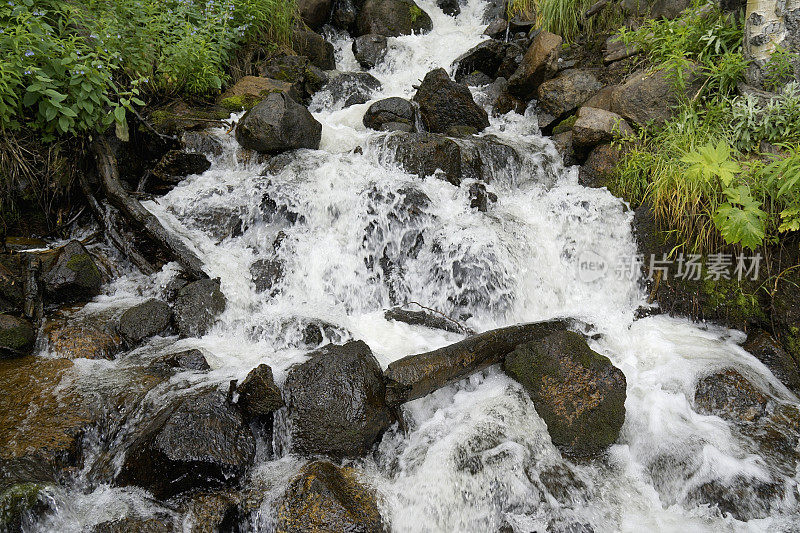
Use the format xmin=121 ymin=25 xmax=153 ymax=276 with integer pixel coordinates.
xmin=42 ymin=241 xmax=102 ymax=304
xmin=503 ymin=330 xmax=627 ymax=456
xmin=150 ymin=101 xmax=231 ymax=137
xmin=0 ymin=315 xmax=35 ymax=359
xmin=218 ymin=76 xmax=303 ymax=112
xmin=356 ymin=0 xmax=433 ymax=37
xmin=0 ymin=483 xmax=52 ymax=533
xmin=276 ymin=461 xmax=386 ymax=533
xmin=552 ymin=114 xmax=577 ymax=135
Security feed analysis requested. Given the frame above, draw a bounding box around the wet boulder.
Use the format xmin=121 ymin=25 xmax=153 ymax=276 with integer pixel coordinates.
xmin=277 ymin=461 xmax=386 ymax=532
xmin=42 ymin=240 xmax=102 ymax=304
xmin=297 ymin=0 xmax=334 ymax=30
xmin=386 ymin=320 xmax=571 ymax=405
xmin=537 ymin=70 xmax=603 ymax=128
xmin=552 ymin=131 xmax=578 ymax=167
xmin=45 ymin=312 xmax=123 ymax=360
xmin=694 ymin=368 xmax=769 ymax=423
xmin=326 ymin=71 xmax=382 ymax=107
xmin=281 ymin=340 xmax=393 ymax=458
xmin=218 ymin=76 xmax=302 ymax=111
xmin=453 ymin=39 xmax=509 ymax=83
xmin=386 ymin=132 xmax=462 ymax=185
xmin=291 ymin=29 xmax=336 ymax=71
xmin=117 ymin=388 xmax=255 ymax=500
xmin=743 ymin=330 xmax=800 ymax=395
xmin=437 ymin=0 xmax=461 ymax=16
xmin=468 ymin=182 xmax=498 ymax=212
xmin=578 ymin=143 xmax=625 ymax=188
xmin=687 ymin=475 xmax=784 ymax=521
xmin=151 ymin=150 xmax=211 ymax=187
xmin=152 ymin=349 xmax=210 ymax=372
xmin=357 ymin=0 xmax=433 ymax=37
xmin=181 ymin=131 xmax=225 ymax=158
xmin=611 ymin=65 xmax=706 ymax=127
xmin=236 ymin=363 xmax=284 ymax=419
xmin=507 ymin=30 xmax=562 ymax=99
xmin=117 ymin=299 xmax=172 ymax=346
xmin=353 ymin=34 xmax=389 ymax=69
xmin=235 ymin=93 xmax=322 ymax=154
xmin=413 ymin=68 xmax=490 ymax=135
xmin=363 ymin=97 xmax=416 ymax=132
xmin=0 ymin=259 xmax=24 ymax=315
xmin=332 ymin=0 xmax=359 ymax=31
xmin=0 ymin=483 xmax=54 ymax=533
xmin=572 ymin=106 xmax=634 ymax=148
xmin=503 ymin=330 xmax=627 ymax=456
xmin=250 ymin=258 xmax=284 ymax=295
xmin=172 ymin=278 xmax=226 ymax=338
xmin=0 ymin=315 xmax=36 ymax=359
xmin=259 ymin=55 xmax=329 ymax=101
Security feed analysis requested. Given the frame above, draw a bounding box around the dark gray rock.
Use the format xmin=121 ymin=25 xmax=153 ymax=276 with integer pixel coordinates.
xmin=0 ymin=314 xmax=36 ymax=359
xmin=236 ymin=363 xmax=284 ymax=419
xmin=281 ymin=340 xmax=393 ymax=458
xmin=694 ymin=368 xmax=769 ymax=423
xmin=437 ymin=0 xmax=460 ymax=16
xmin=277 ymin=461 xmax=386 ymax=532
xmin=235 ymin=93 xmax=322 ymax=154
xmin=326 ymin=72 xmax=382 ymax=107
xmin=503 ymin=330 xmax=627 ymax=456
xmin=650 ymin=0 xmax=691 ymax=19
xmin=251 ymin=258 xmax=284 ymax=295
xmin=454 ymin=39 xmax=509 ymax=83
xmin=484 ymin=18 xmax=508 ymax=39
xmin=386 ymin=132 xmax=463 ymax=185
xmin=331 ymin=0 xmax=359 ymax=31
xmin=151 ymin=150 xmax=211 ymax=185
xmin=353 ymin=34 xmax=389 ymax=69
xmin=578 ymin=143 xmax=625 ymax=188
xmin=117 ymin=299 xmax=172 ymax=346
xmin=356 ymin=0 xmax=433 ymax=37
xmin=172 ymin=278 xmax=226 ymax=338
xmin=153 ymin=349 xmax=210 ymax=372
xmin=297 ymin=0 xmax=334 ymax=30
xmin=468 ymin=182 xmax=497 ymax=212
xmin=743 ymin=330 xmax=800 ymax=395
xmin=292 ymin=29 xmax=336 ymax=70
xmin=42 ymin=241 xmax=102 ymax=304
xmin=413 ymin=68 xmax=490 ymax=135
xmin=363 ymin=97 xmax=415 ymax=131
xmin=687 ymin=475 xmax=784 ymax=521
xmin=572 ymin=106 xmax=634 ymax=148
xmin=117 ymin=388 xmax=255 ymax=499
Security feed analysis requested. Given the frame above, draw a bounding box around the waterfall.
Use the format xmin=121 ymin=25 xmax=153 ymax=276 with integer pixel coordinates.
xmin=31 ymin=0 xmax=800 ymax=531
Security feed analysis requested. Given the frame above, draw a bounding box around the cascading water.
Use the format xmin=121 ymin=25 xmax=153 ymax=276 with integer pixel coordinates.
xmin=29 ymin=0 xmax=800 ymax=531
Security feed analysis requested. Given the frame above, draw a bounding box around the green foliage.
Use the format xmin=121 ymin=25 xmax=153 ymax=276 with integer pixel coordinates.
xmin=712 ymin=184 xmax=767 ymax=249
xmin=681 ymin=141 xmax=741 ymax=186
xmin=763 ymin=46 xmax=798 ymax=92
xmin=507 ymin=0 xmax=536 ymax=19
xmin=729 ymin=83 xmax=800 ymax=151
xmin=0 ymin=0 xmax=296 ymax=139
xmin=536 ymin=0 xmax=619 ymax=42
xmin=761 ymin=145 xmax=800 ymax=233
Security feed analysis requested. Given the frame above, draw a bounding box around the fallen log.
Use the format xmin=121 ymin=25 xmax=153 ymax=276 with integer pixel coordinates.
xmin=384 ymin=305 xmax=475 ymax=335
xmin=92 ymin=138 xmax=207 ymax=280
xmin=77 ymin=169 xmax=157 ymax=276
xmin=384 ymin=319 xmax=573 ymax=406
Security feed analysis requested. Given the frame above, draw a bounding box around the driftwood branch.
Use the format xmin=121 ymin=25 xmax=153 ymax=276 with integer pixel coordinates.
xmin=385 ymin=303 xmax=476 ymax=335
xmin=92 ymin=137 xmax=207 ymax=280
xmin=384 ymin=319 xmax=573 ymax=406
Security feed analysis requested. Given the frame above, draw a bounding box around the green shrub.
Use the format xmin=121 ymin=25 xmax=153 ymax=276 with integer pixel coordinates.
xmin=729 ymin=83 xmax=800 ymax=151
xmin=0 ymin=0 xmax=296 ymax=139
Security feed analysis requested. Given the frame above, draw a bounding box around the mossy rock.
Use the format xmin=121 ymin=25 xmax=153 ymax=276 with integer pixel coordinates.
xmin=503 ymin=330 xmax=627 ymax=456
xmin=42 ymin=240 xmax=102 ymax=304
xmin=0 ymin=483 xmax=52 ymax=532
xmin=150 ymin=101 xmax=231 ymax=137
xmin=0 ymin=315 xmax=35 ymax=359
xmin=276 ymin=461 xmax=386 ymax=533
xmin=552 ymin=114 xmax=577 ymax=135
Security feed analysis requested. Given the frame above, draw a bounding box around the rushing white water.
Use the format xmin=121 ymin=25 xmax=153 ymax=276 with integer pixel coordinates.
xmin=31 ymin=0 xmax=800 ymax=531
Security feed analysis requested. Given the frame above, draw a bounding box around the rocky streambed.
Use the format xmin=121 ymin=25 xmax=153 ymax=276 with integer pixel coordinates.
xmin=1 ymin=0 xmax=799 ymax=531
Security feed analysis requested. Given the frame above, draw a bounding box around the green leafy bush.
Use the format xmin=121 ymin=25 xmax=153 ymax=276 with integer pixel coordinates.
xmin=729 ymin=83 xmax=800 ymax=151
xmin=0 ymin=0 xmax=296 ymax=139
